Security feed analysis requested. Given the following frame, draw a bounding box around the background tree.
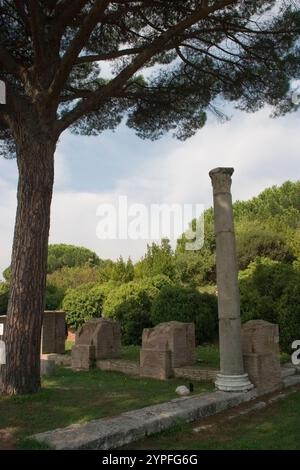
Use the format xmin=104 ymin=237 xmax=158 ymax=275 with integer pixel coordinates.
xmin=135 ymin=238 xmax=177 ymax=280
xmin=110 ymin=256 xmax=134 ymax=283
xmin=47 ymin=244 xmax=100 ymax=273
xmin=0 ymin=0 xmax=300 ymax=394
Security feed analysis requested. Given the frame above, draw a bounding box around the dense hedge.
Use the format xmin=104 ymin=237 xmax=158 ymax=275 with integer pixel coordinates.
xmin=102 ymin=276 xmax=169 ymax=345
xmin=236 ymin=225 xmax=294 ymax=270
xmin=45 ymin=284 xmax=65 ymax=311
xmin=150 ymin=285 xmax=218 ymax=344
xmin=62 ymin=282 xmax=115 ymax=329
xmin=0 ymin=282 xmax=9 ymax=314
xmin=239 ymin=258 xmax=300 ymax=353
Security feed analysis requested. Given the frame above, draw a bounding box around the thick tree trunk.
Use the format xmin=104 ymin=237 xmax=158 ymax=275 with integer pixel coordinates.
xmin=1 ymin=129 xmax=56 ymax=395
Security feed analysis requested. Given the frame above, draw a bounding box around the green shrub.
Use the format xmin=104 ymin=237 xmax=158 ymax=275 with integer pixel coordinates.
xmin=47 ymin=265 xmax=110 ymax=292
xmin=239 ymin=258 xmax=300 ymax=353
xmin=236 ymin=225 xmax=294 ymax=270
xmin=145 ymin=274 xmax=174 ymax=290
xmin=45 ymin=284 xmax=65 ymax=311
xmin=150 ymin=285 xmax=218 ymax=344
xmin=102 ymin=280 xmax=157 ymax=345
xmin=2 ymin=267 xmax=11 ymax=282
xmin=276 ymin=281 xmax=300 ymax=353
xmin=0 ymin=282 xmax=9 ymax=314
xmin=62 ymin=282 xmax=114 ymax=329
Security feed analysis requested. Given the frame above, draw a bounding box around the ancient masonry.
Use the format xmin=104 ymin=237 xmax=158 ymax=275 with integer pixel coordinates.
xmin=140 ymin=321 xmax=195 ymax=380
xmin=71 ymin=318 xmax=121 ymax=370
xmin=42 ymin=311 xmax=66 ymax=354
xmin=242 ymin=319 xmax=283 ymax=394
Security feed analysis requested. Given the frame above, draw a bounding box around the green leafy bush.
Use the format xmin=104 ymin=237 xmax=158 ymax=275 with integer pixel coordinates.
xmin=239 ymin=258 xmax=300 ymax=353
xmin=102 ymin=280 xmax=158 ymax=345
xmin=236 ymin=224 xmax=294 ymax=270
xmin=150 ymin=285 xmax=218 ymax=344
xmin=2 ymin=267 xmax=11 ymax=282
xmin=47 ymin=264 xmax=111 ymax=292
xmin=45 ymin=284 xmax=65 ymax=311
xmin=62 ymin=282 xmax=114 ymax=329
xmin=0 ymin=282 xmax=9 ymax=314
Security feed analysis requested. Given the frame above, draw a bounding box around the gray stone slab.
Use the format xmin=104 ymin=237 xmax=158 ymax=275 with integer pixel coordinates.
xmin=31 ymin=369 xmax=300 ymax=450
xmin=32 ymin=389 xmax=256 ymax=450
xmin=281 ymin=367 xmax=296 ymax=378
xmin=283 ymin=375 xmax=300 ymax=387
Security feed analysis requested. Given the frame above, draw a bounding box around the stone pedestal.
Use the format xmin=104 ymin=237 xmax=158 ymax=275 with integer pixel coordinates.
xmin=242 ymin=320 xmax=282 ymax=394
xmin=142 ymin=322 xmax=195 ymax=368
xmin=242 ymin=320 xmax=280 ymax=355
xmin=71 ymin=318 xmax=121 ymax=371
xmin=140 ymin=349 xmax=173 ymax=380
xmin=71 ymin=344 xmax=95 ymax=371
xmin=41 ymin=359 xmax=56 ymax=376
xmin=209 ymin=168 xmax=253 ymax=392
xmin=140 ymin=322 xmax=195 ymax=380
xmin=42 ymin=311 xmax=66 ymax=354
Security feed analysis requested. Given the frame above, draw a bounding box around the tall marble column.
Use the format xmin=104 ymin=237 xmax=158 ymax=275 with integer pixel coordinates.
xmin=209 ymin=168 xmax=253 ymax=392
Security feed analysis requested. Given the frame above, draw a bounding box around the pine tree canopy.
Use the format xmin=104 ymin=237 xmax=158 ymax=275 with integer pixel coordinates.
xmin=0 ymin=0 xmax=300 ymax=156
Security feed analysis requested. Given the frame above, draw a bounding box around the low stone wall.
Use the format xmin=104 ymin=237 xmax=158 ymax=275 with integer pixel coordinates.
xmin=96 ymin=358 xmax=218 ymax=382
xmin=97 ymin=359 xmax=140 ymax=376
xmin=41 ymin=353 xmax=71 ymax=367
xmin=174 ymin=366 xmax=218 ymax=382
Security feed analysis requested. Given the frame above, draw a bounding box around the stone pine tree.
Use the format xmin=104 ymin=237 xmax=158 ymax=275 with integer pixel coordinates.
xmin=0 ymin=0 xmax=299 ymax=394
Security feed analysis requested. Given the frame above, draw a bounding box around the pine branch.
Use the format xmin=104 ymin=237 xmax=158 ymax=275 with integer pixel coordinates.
xmin=56 ymin=0 xmax=238 ymax=133
xmin=48 ymin=0 xmax=110 ymax=103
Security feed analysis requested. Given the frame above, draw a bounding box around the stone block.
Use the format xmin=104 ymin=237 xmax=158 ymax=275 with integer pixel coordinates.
xmin=243 ymin=352 xmax=283 ymax=394
xmin=76 ymin=318 xmax=121 ymax=360
xmin=140 ymin=349 xmax=173 ymax=380
xmin=42 ymin=311 xmax=66 ymax=354
xmin=142 ymin=321 xmax=195 ymax=368
xmin=40 ymin=359 xmax=56 ymax=376
xmin=242 ymin=320 xmax=279 ymax=355
xmin=71 ymin=344 xmax=95 ymax=371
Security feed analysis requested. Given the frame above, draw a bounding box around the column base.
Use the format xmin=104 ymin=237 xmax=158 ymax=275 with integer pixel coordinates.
xmin=215 ymin=373 xmax=254 ymax=392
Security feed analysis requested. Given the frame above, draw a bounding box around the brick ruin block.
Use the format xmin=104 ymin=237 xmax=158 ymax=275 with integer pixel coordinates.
xmin=243 ymin=352 xmax=282 ymax=394
xmin=41 ymin=311 xmax=66 ymax=354
xmin=71 ymin=318 xmax=121 ymax=371
xmin=242 ymin=320 xmax=283 ymax=394
xmin=242 ymin=319 xmax=280 ymax=355
xmin=140 ymin=349 xmax=173 ymax=380
xmin=140 ymin=321 xmax=196 ymax=380
xmin=71 ymin=344 xmax=95 ymax=371
xmin=40 ymin=359 xmax=56 ymax=376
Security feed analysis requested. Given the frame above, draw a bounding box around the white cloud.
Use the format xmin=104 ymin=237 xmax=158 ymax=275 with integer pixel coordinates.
xmin=1 ymin=107 xmax=299 ymax=277
xmin=118 ymin=107 xmax=300 ymax=207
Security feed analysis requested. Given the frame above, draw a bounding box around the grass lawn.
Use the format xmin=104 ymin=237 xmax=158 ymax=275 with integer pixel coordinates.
xmin=122 ymin=344 xmax=221 ymax=369
xmin=0 ymin=367 xmax=212 ymax=450
xmin=68 ymin=342 xmax=290 ymax=368
xmin=127 ymin=388 xmax=300 ymax=450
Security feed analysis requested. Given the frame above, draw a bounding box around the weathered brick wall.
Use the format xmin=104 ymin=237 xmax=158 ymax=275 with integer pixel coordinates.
xmin=174 ymin=366 xmax=218 ymax=382
xmin=96 ymin=357 xmax=217 ymax=382
xmin=42 ymin=311 xmax=66 ymax=354
xmin=97 ymin=359 xmax=140 ymax=376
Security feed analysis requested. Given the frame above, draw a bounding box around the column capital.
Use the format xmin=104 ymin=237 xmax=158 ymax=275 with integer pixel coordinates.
xmin=209 ymin=167 xmax=234 ymax=193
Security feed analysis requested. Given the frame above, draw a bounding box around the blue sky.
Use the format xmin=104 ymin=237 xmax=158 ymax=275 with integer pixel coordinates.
xmin=0 ymin=104 xmax=300 ymax=278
